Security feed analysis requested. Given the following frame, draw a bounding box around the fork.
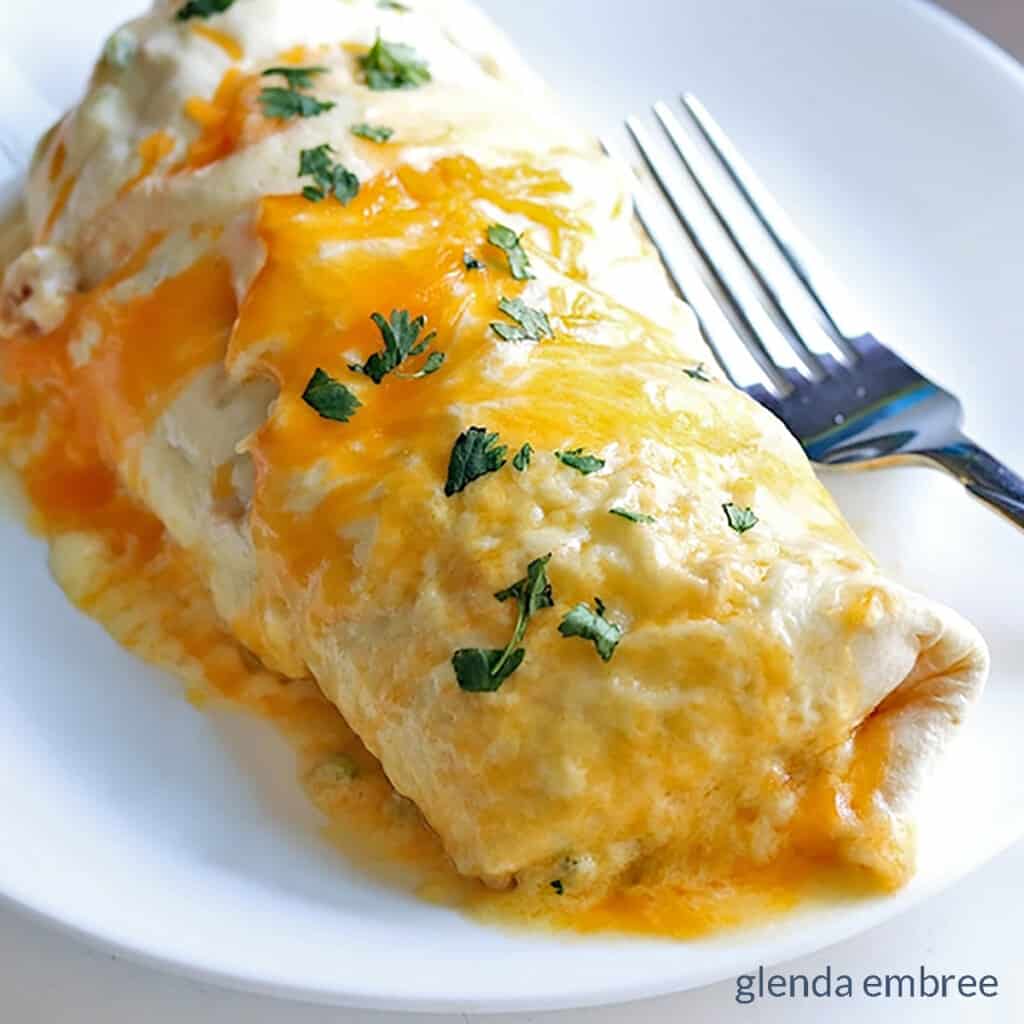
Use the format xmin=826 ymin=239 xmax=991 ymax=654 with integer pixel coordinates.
xmin=612 ymin=95 xmax=1024 ymax=532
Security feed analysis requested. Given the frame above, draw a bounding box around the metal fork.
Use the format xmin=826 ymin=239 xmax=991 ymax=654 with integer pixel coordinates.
xmin=612 ymin=95 xmax=1024 ymax=532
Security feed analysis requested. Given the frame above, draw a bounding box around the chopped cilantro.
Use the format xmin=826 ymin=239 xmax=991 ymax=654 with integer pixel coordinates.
xmin=609 ymin=507 xmax=655 ymax=524
xmin=403 ymin=350 xmax=446 ymax=379
xmin=359 ymin=35 xmax=432 ymax=91
xmin=453 ymin=555 xmax=553 ymax=692
xmin=723 ymin=502 xmax=758 ymax=534
xmin=452 ymin=648 xmax=524 ymax=693
xmin=261 ymin=66 xmax=329 ymax=90
xmin=298 ymin=144 xmax=359 ymax=204
xmin=348 ymin=310 xmax=442 ymax=383
xmin=444 ymin=428 xmax=507 ymax=496
xmin=301 ymin=368 xmax=362 ymax=423
xmin=487 ymin=223 xmax=533 ymax=281
xmin=175 ymin=0 xmax=234 ymax=20
xmin=377 ymin=0 xmax=410 ymax=9
xmin=513 ymin=443 xmax=533 ymax=472
xmin=555 ymin=448 xmax=605 ymax=475
xmin=558 ymin=597 xmax=622 ymax=662
xmin=351 ymin=122 xmax=395 ymax=143
xmin=493 ymin=556 xmax=554 ymax=614
xmin=463 ymin=252 xmax=484 ymax=271
xmin=260 ymin=87 xmax=335 ymax=120
xmin=490 ymin=297 xmax=552 ymax=342
xmin=685 ymin=362 xmax=711 ymax=382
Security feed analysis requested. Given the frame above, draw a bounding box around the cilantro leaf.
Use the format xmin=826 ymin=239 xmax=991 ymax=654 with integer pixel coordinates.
xmin=463 ymin=252 xmax=484 ymax=271
xmin=260 ymin=87 xmax=335 ymax=120
xmin=490 ymin=297 xmax=552 ymax=342
xmin=685 ymin=362 xmax=711 ymax=382
xmin=555 ymin=448 xmax=605 ymax=475
xmin=298 ymin=145 xmax=359 ymax=204
xmin=348 ymin=310 xmax=442 ymax=383
xmin=723 ymin=502 xmax=758 ymax=534
xmin=513 ymin=443 xmax=533 ymax=472
xmin=351 ymin=122 xmax=395 ymax=143
xmin=558 ymin=598 xmax=623 ymax=662
xmin=452 ymin=648 xmax=524 ymax=693
xmin=493 ymin=555 xmax=554 ymax=618
xmin=444 ymin=427 xmax=507 ymax=496
xmin=175 ymin=0 xmax=234 ymax=20
xmin=359 ymin=35 xmax=432 ymax=91
xmin=487 ymin=223 xmax=534 ymax=281
xmin=401 ymin=350 xmax=446 ymax=379
xmin=331 ymin=166 xmax=359 ymax=202
xmin=453 ymin=555 xmax=553 ymax=692
xmin=301 ymin=368 xmax=362 ymax=422
xmin=609 ymin=507 xmax=655 ymax=524
xmin=261 ymin=66 xmax=329 ymax=90
xmin=299 ymin=144 xmax=335 ymax=179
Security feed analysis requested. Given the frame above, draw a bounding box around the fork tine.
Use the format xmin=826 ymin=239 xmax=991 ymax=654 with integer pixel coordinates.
xmin=653 ymin=101 xmax=854 ymax=369
xmin=601 ymin=138 xmax=769 ymax=391
xmin=681 ymin=94 xmax=867 ymax=345
xmin=625 ymin=115 xmax=816 ymax=393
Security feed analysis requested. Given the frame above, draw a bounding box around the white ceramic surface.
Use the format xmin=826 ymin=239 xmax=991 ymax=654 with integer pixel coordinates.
xmin=1 ymin=0 xmax=1023 ymax=1013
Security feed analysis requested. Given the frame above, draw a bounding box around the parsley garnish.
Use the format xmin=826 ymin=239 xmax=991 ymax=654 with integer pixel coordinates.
xmin=463 ymin=252 xmax=484 ymax=271
xmin=348 ymin=310 xmax=443 ymax=383
xmin=175 ymin=0 xmax=234 ymax=20
xmin=453 ymin=555 xmax=553 ymax=692
xmin=298 ymin=145 xmax=359 ymax=203
xmin=405 ymin=351 xmax=445 ymax=378
xmin=302 ymin=368 xmax=362 ymax=422
xmin=444 ymin=428 xmax=507 ymax=496
xmin=723 ymin=502 xmax=758 ymax=534
xmin=609 ymin=507 xmax=655 ymax=524
xmin=260 ymin=88 xmax=335 ymax=120
xmin=359 ymin=35 xmax=432 ymax=91
xmin=550 ymin=879 xmax=564 ymax=895
xmin=259 ymin=66 xmax=334 ymax=120
xmin=452 ymin=648 xmax=524 ymax=693
xmin=555 ymin=448 xmax=605 ymax=475
xmin=351 ymin=122 xmax=394 ymax=143
xmin=558 ymin=597 xmax=622 ymax=662
xmin=685 ymin=362 xmax=711 ymax=382
xmin=491 ymin=297 xmax=552 ymax=342
xmin=262 ymin=66 xmax=329 ymax=90
xmin=487 ymin=224 xmax=533 ymax=281
xmin=513 ymin=443 xmax=533 ymax=472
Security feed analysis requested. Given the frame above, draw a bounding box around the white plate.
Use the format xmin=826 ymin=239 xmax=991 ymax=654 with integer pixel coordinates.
xmin=2 ymin=0 xmax=1023 ymax=1013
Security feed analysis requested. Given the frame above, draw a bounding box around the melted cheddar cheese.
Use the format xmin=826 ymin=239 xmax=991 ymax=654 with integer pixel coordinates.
xmin=0 ymin=0 xmax=987 ymax=938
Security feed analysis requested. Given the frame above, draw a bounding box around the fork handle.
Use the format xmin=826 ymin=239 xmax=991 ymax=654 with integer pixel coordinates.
xmin=921 ymin=437 xmax=1024 ymax=532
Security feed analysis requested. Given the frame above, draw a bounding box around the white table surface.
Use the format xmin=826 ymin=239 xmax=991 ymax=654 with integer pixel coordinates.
xmin=2 ymin=1 xmax=1023 ymax=1021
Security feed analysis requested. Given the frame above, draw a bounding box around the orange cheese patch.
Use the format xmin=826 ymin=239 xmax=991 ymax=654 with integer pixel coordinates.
xmin=180 ymin=69 xmax=281 ymax=172
xmin=119 ymin=131 xmax=178 ymax=197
